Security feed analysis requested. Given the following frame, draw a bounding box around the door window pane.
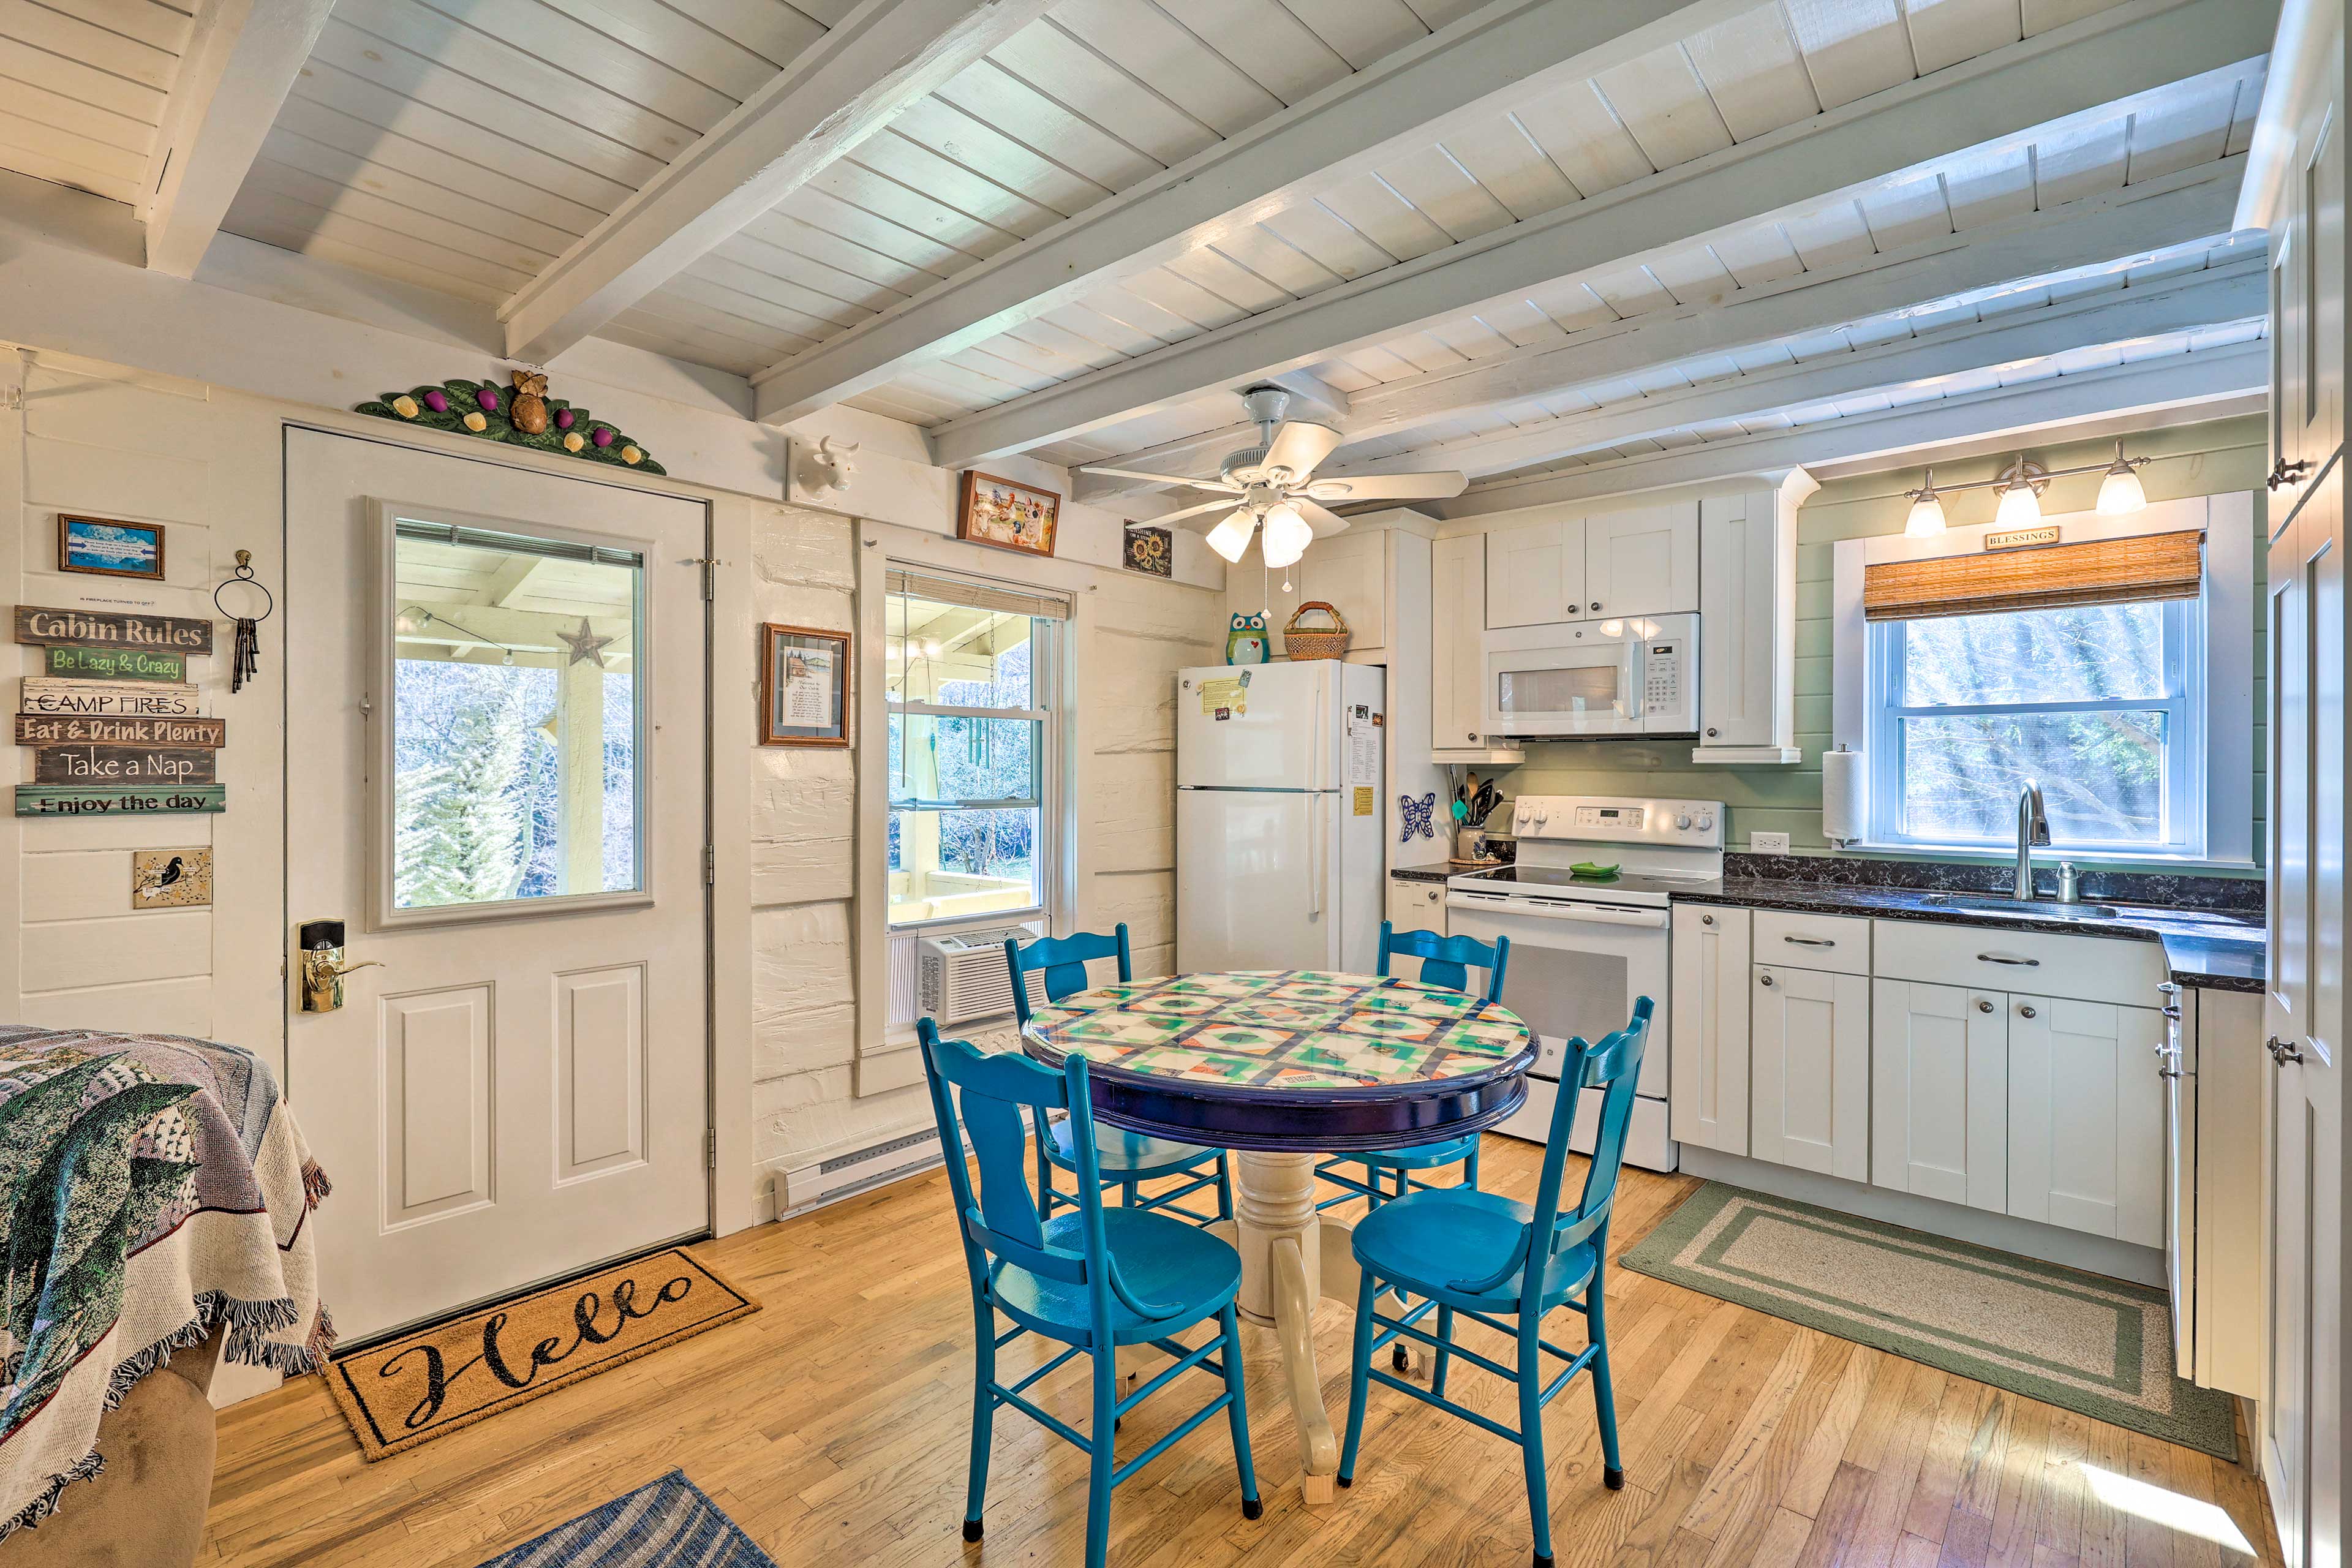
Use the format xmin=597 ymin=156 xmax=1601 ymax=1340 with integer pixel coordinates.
xmin=390 ymin=525 xmax=643 ymax=910
xmin=1898 ymin=710 xmax=2169 ymax=843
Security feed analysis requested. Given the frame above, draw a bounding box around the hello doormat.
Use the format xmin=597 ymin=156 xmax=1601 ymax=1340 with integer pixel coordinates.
xmin=324 ymin=1249 xmax=758 ymax=1461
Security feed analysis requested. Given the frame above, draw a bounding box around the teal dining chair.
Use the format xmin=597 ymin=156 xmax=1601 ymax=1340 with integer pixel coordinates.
xmin=1314 ymin=924 xmax=1510 ymax=1218
xmin=1006 ymin=926 xmax=1234 ymax=1227
xmin=1336 ymin=997 xmax=1654 ymax=1568
xmin=916 ymin=1017 xmax=1261 ymax=1566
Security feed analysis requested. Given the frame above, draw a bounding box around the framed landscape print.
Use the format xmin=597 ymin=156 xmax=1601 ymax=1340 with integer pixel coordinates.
xmin=956 ymin=471 xmax=1060 ymax=559
xmin=59 ymin=514 xmax=165 ymax=581
xmin=761 ymin=624 xmax=850 ymax=747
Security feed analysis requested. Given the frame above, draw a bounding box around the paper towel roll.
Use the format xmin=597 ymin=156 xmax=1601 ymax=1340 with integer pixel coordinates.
xmin=1821 ymin=747 xmax=1865 ymax=845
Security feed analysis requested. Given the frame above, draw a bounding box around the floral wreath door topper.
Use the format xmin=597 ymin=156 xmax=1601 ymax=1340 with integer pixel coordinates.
xmin=356 ymin=372 xmax=665 ymax=475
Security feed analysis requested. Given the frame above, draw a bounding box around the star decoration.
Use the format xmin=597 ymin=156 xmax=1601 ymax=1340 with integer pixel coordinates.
xmin=559 ymin=617 xmax=615 ymax=668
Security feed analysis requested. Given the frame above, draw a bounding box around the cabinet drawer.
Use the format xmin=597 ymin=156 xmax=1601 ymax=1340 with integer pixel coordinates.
xmin=1753 ymin=911 xmax=1869 ymax=974
xmin=1870 ymin=919 xmax=2166 ymax=1006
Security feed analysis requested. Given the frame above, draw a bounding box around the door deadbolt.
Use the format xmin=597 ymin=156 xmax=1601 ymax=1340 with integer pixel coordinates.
xmin=297 ymin=919 xmax=380 ymax=1012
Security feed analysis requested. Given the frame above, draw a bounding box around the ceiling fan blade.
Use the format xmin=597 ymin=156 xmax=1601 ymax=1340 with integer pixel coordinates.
xmin=1156 ymin=496 xmax=1246 ymax=526
xmin=1261 ymin=421 xmax=1344 ymax=482
xmin=1078 ymin=466 xmax=1241 ymax=491
xmin=1305 ymin=470 xmax=1468 ymax=502
xmin=1292 ymin=498 xmax=1352 ymax=538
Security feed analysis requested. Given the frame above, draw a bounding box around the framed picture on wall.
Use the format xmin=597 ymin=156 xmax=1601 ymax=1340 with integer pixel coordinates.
xmin=760 ymin=624 xmax=851 ymax=747
xmin=59 ymin=514 xmax=166 ymax=581
xmin=956 ymin=472 xmax=1060 ymax=558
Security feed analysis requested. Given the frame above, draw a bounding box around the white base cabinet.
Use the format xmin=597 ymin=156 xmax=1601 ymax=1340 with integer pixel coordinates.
xmin=1749 ymin=962 xmax=1869 ymax=1182
xmin=2006 ymin=996 xmax=2165 ymax=1248
xmin=1870 ymin=980 xmax=2008 ymax=1214
xmin=1670 ymin=905 xmax=1750 ymax=1156
xmin=1384 ymin=879 xmax=1445 ymax=983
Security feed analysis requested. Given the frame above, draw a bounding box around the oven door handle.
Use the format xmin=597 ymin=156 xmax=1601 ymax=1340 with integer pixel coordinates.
xmin=1447 ymin=894 xmax=1668 ymax=929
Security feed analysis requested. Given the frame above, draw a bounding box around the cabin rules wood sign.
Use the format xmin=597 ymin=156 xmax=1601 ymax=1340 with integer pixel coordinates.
xmin=15 ymin=714 xmax=224 ymax=747
xmin=33 ymin=747 xmax=217 ymax=785
xmin=22 ymin=680 xmax=202 ymax=716
xmin=14 ymin=606 xmax=213 ymax=654
xmin=13 ymin=603 xmax=225 ymax=817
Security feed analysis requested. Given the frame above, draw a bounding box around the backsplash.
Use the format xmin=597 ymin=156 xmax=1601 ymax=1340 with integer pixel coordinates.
xmin=1724 ymin=853 xmax=2265 ymax=916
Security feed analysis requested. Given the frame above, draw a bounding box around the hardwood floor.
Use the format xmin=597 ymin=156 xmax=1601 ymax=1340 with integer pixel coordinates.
xmin=205 ymin=1138 xmax=2280 ymax=1567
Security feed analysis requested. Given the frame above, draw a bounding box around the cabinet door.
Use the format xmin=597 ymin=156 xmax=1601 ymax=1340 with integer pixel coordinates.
xmin=2006 ymin=997 xmax=2165 ymax=1246
xmin=2290 ymin=97 xmax=2344 ymax=484
xmin=1585 ymin=504 xmax=1698 ymax=619
xmin=1485 ymin=518 xmax=1580 ymax=627
xmin=1384 ymin=883 xmax=1446 ymax=982
xmin=1698 ymin=491 xmax=1776 ymax=748
xmin=1670 ymin=906 xmax=1751 ymax=1155
xmin=1298 ymin=529 xmax=1386 ymax=654
xmin=1431 ymin=534 xmax=1488 ymax=747
xmin=1750 ymin=963 xmax=1869 ymax=1181
xmin=1869 ymin=981 xmax=2007 ymax=1213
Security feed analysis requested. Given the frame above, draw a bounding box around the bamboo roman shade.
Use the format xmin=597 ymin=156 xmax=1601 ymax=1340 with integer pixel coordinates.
xmin=1863 ymin=529 xmax=2204 ymax=622
xmin=886 ymin=566 xmax=1069 ymax=620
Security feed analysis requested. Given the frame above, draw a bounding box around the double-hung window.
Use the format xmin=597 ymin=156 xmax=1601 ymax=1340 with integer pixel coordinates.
xmin=884 ymin=567 xmax=1066 ymax=929
xmin=1863 ymin=529 xmax=2210 ymax=857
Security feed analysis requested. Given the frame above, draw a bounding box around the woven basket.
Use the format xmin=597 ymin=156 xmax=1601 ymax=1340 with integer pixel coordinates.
xmin=1282 ymin=600 xmax=1352 ymax=661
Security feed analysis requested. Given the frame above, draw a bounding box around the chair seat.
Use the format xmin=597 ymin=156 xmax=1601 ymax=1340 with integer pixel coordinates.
xmin=993 ymin=1208 xmax=1242 ymax=1346
xmin=1046 ymin=1117 xmax=1223 ymax=1178
xmin=1348 ymin=1135 xmax=1479 ymax=1171
xmin=1351 ymin=1188 xmax=1597 ymax=1311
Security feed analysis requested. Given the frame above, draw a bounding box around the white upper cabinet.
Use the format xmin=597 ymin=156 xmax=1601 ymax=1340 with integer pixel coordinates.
xmin=1484 ymin=513 xmax=1583 ymax=628
xmin=1294 ymin=527 xmax=1387 ymax=656
xmin=2271 ymin=84 xmax=2344 ymax=510
xmin=1695 ymin=472 xmax=1814 ymax=764
xmin=1585 ymin=504 xmax=1698 ymax=619
xmin=1431 ymin=533 xmax=1488 ymax=750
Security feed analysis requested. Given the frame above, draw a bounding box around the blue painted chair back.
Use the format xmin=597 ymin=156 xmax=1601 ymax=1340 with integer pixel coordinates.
xmin=917 ymin=1017 xmax=1182 ymax=1335
xmin=1376 ymin=921 xmax=1510 ymax=1001
xmin=1007 ymin=924 xmax=1133 ymax=1025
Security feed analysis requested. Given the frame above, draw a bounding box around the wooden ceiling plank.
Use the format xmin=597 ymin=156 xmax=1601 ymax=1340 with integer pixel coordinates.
xmin=500 ymin=0 xmax=1056 ymax=366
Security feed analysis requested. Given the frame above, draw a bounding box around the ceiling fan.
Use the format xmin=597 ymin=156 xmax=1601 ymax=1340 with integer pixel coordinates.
xmin=1080 ymin=386 xmax=1468 ymax=573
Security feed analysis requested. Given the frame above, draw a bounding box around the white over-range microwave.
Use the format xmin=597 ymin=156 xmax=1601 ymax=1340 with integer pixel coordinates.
xmin=1483 ymin=614 xmax=1698 ymax=738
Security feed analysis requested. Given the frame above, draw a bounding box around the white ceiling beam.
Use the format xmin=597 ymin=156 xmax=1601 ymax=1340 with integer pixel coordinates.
xmin=501 ymin=0 xmax=1057 ymax=367
xmin=143 ymin=0 xmax=335 ymax=279
xmin=747 ymin=0 xmax=1758 ymax=424
xmin=1331 ymin=261 xmax=2266 ymax=483
xmin=1072 ymin=167 xmax=2246 ymax=502
xmin=925 ymin=0 xmax=2274 ymax=470
xmin=1432 ymin=340 xmax=2267 ymax=516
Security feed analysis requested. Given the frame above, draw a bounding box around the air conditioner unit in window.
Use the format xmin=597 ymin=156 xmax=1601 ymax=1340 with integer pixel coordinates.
xmin=919 ymin=924 xmax=1040 ymax=1027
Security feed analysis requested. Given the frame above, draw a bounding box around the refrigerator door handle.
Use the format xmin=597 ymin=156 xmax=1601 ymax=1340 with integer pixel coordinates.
xmin=1308 ymin=792 xmax=1323 ymax=921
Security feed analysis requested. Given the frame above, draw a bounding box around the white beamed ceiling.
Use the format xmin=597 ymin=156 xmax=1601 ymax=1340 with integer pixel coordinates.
xmin=0 ymin=0 xmax=2279 ymax=505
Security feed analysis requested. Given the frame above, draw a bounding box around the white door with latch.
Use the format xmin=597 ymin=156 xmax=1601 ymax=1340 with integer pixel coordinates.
xmin=285 ymin=429 xmax=710 ymax=1340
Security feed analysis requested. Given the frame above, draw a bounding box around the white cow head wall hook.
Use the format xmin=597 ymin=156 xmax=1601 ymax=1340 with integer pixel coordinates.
xmin=797 ymin=435 xmax=860 ymax=496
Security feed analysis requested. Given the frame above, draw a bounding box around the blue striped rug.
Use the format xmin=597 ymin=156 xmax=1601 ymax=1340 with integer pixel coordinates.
xmin=475 ymin=1471 xmax=778 ymax=1567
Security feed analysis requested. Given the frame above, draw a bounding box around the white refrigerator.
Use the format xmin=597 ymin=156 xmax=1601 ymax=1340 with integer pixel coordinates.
xmin=1176 ymin=660 xmax=1385 ymax=975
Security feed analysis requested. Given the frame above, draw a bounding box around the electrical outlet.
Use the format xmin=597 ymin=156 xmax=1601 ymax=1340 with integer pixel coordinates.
xmin=1749 ymin=831 xmax=1792 ymax=854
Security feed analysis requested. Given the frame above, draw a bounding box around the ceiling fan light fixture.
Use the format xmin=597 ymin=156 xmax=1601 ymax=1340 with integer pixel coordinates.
xmin=1261 ymin=502 xmax=1312 ymax=569
xmin=1204 ymin=508 xmax=1257 ymax=564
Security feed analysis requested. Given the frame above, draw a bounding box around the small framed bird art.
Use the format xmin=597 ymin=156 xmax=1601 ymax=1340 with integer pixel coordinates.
xmin=132 ymin=847 xmax=213 ymax=910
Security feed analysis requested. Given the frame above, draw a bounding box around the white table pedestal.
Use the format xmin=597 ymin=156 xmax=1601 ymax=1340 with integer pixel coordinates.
xmin=1205 ymin=1150 xmax=1363 ymax=1505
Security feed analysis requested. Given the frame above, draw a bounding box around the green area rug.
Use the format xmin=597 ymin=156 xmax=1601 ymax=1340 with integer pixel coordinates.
xmin=1621 ymin=1183 xmax=2237 ymax=1459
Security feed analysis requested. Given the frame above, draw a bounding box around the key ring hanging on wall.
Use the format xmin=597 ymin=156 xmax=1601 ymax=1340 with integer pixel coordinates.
xmin=213 ymin=549 xmax=272 ymax=693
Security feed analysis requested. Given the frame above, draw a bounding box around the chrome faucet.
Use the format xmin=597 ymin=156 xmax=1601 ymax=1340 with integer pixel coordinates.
xmin=2014 ymin=780 xmax=2051 ymax=900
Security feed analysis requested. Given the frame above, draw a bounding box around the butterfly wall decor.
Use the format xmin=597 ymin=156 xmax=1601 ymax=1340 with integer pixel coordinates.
xmin=1400 ymin=792 xmax=1436 ymax=843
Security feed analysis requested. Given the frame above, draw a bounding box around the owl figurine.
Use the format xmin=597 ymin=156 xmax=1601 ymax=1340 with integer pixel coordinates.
xmin=1224 ymin=612 xmax=1270 ymax=665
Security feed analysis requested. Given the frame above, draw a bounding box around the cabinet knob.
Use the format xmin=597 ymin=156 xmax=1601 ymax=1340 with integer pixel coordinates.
xmin=1701 ymin=913 xmax=1714 ymax=926
xmin=1977 ymin=998 xmax=1994 ymax=1014
xmin=1758 ymin=971 xmax=1775 ymax=988
xmin=2268 ymin=1035 xmax=2306 ymax=1065
xmin=1590 ymin=601 xmax=1602 ymax=612
xmin=1467 ymin=731 xmax=1478 ymax=741
xmin=1705 ymin=727 xmax=1719 ymax=738
xmin=2018 ymin=1005 xmax=2037 ymax=1019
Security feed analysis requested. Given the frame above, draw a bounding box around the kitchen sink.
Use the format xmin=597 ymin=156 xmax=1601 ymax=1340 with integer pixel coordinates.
xmin=1919 ymin=892 xmax=2121 ymax=920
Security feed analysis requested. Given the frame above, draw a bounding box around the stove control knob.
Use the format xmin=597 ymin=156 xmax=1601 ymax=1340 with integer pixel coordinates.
xmin=1675 ymin=814 xmax=1692 ymax=830
xmin=1696 ymin=813 xmax=1714 ymax=831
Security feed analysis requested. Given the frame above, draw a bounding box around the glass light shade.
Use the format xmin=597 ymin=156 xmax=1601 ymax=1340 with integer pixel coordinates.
xmin=1994 ymin=482 xmax=2043 ymax=530
xmin=1204 ymin=508 xmax=1256 ymax=564
xmin=1260 ymin=502 xmax=1312 ymax=569
xmin=2097 ymin=462 xmax=2147 ymax=515
xmin=1904 ymin=493 xmax=1947 ymax=538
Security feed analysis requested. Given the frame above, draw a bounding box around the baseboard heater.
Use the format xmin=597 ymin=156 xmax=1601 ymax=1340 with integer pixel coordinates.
xmin=778 ymin=1123 xmax=970 ymax=1215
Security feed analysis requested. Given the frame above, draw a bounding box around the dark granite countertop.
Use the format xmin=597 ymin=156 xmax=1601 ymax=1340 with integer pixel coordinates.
xmin=1392 ymin=864 xmax=1471 ymax=883
xmin=1672 ymin=877 xmax=2266 ymax=993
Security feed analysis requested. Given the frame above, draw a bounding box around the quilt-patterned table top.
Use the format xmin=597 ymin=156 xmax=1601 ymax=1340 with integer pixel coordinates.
xmin=1022 ymin=971 xmax=1534 ymax=1094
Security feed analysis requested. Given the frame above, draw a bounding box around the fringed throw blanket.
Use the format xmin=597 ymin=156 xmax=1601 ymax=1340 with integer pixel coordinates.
xmin=0 ymin=1025 xmax=331 ymax=1540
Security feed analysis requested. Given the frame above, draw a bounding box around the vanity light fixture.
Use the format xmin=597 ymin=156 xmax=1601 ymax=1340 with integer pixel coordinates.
xmin=1900 ymin=443 xmax=2155 ymax=532
xmin=1904 ymin=469 xmax=1948 ymax=537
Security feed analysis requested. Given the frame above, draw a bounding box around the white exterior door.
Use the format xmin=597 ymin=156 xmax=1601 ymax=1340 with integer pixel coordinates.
xmin=1176 ymin=661 xmax=1332 ymax=789
xmin=1749 ymin=963 xmax=1868 ymax=1181
xmin=1870 ymin=980 xmax=2007 ymax=1213
xmin=285 ymin=430 xmax=710 ymax=1340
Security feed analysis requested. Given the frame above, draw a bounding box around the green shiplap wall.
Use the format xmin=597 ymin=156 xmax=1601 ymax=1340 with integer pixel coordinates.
xmin=1505 ymin=415 xmax=2269 ymax=876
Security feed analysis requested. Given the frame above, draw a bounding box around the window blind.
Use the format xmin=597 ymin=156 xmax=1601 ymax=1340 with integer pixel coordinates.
xmin=886 ymin=566 xmax=1069 ymax=620
xmin=1863 ymin=529 xmax=2204 ymax=622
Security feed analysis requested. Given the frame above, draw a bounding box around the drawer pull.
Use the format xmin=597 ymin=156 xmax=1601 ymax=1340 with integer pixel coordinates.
xmin=2018 ymin=1005 xmax=2038 ymax=1019
xmin=1977 ymin=998 xmax=1995 ymax=1014
xmin=1758 ymin=972 xmax=1776 ymax=988
xmin=1977 ymin=953 xmax=2040 ymax=967
xmin=1784 ymin=935 xmax=1836 ymax=947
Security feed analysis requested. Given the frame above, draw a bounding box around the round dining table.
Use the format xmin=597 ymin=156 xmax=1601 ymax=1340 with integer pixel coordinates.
xmin=1020 ymin=968 xmax=1538 ymax=1504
